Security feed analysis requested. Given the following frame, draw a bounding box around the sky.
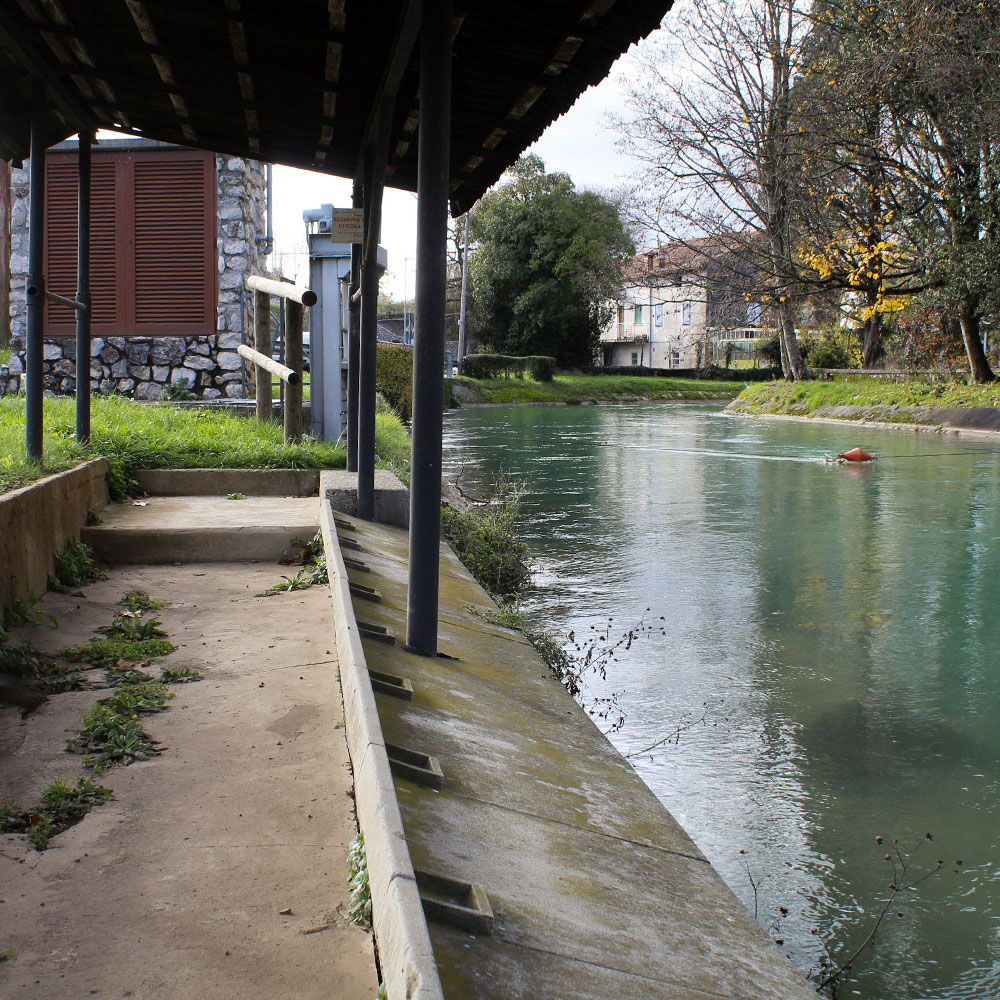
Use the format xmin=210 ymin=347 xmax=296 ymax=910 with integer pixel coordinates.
xmin=269 ymin=42 xmax=648 ymax=302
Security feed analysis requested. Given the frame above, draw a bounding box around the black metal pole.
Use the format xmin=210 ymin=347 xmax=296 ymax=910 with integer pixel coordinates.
xmin=406 ymin=0 xmax=452 ymax=655
xmin=25 ymin=84 xmax=46 ymax=460
xmin=75 ymin=129 xmax=92 ymax=444
xmin=357 ymin=135 xmax=387 ymax=520
xmin=346 ymin=177 xmax=361 ymax=472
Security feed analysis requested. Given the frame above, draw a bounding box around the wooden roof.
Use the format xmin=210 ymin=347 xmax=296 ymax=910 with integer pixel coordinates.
xmin=0 ymin=1 xmax=671 ymax=214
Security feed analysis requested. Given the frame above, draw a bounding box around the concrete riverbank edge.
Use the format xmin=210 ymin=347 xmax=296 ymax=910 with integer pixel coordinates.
xmin=0 ymin=458 xmax=109 ymax=617
xmin=319 ymin=496 xmax=444 ymax=1000
xmin=726 ymin=403 xmax=1000 ymax=439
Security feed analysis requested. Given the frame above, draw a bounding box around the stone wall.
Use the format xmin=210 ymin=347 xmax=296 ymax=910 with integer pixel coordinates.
xmin=3 ymin=147 xmax=267 ymax=399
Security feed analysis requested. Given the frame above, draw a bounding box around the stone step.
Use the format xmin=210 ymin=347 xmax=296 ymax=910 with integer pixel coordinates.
xmin=82 ymin=495 xmax=319 ymax=564
xmin=134 ymin=468 xmax=320 ymax=497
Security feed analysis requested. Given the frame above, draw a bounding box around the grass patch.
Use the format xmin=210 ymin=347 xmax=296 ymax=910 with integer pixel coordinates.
xmin=732 ymin=377 xmax=1000 ymax=417
xmin=0 ymin=777 xmax=112 ymax=850
xmin=454 ymin=373 xmax=746 ymax=405
xmin=48 ymin=538 xmax=106 ymax=593
xmin=0 ymin=394 xmax=348 ymax=497
xmin=119 ymin=589 xmax=168 ymax=613
xmin=69 ymin=700 xmax=164 ymax=769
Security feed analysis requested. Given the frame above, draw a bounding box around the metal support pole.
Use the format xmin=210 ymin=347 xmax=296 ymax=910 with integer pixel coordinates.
xmin=75 ymin=129 xmax=92 ymax=443
xmin=25 ymin=85 xmax=46 ymax=459
xmin=406 ymin=0 xmax=452 ymax=655
xmin=457 ymin=210 xmax=470 ymax=365
xmin=347 ymin=177 xmax=362 ymax=471
xmin=358 ymin=124 xmax=389 ymax=519
xmin=284 ymin=300 xmax=304 ymax=442
xmin=253 ymin=288 xmax=272 ymax=421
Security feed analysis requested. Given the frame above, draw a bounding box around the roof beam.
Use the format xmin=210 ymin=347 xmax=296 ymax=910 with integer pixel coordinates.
xmin=223 ymin=0 xmax=259 ymax=154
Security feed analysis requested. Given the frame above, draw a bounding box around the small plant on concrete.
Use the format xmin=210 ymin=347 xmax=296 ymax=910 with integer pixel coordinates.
xmin=85 ymin=506 xmax=103 ymax=526
xmin=70 ymin=700 xmax=165 ymax=770
xmin=119 ymin=589 xmax=168 ymax=613
xmin=160 ymin=666 xmax=202 ymax=684
xmin=3 ymin=592 xmax=53 ymax=629
xmin=0 ymin=641 xmax=85 ymax=695
xmin=48 ymin=537 xmax=106 ymax=593
xmin=61 ymin=636 xmax=176 ymax=670
xmin=347 ymin=833 xmax=372 ymax=927
xmin=0 ymin=777 xmax=112 ymax=850
xmin=225 ymin=492 xmax=248 ymax=500
xmin=98 ymin=614 xmax=168 ymax=641
xmin=258 ymin=533 xmax=327 ymax=595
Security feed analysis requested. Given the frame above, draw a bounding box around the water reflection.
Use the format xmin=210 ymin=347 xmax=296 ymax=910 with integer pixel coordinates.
xmin=442 ymin=402 xmax=1000 ymax=1000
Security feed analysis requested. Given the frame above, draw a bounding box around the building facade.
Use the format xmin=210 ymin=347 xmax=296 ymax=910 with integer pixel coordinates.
xmin=601 ymin=242 xmax=771 ymax=369
xmin=4 ymin=138 xmax=267 ymax=399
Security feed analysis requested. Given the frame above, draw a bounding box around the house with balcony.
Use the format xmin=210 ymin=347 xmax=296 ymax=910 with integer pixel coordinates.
xmin=601 ymin=240 xmax=773 ymax=369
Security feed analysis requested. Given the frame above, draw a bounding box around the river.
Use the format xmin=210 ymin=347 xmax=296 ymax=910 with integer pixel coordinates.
xmin=440 ymin=401 xmax=1000 ymax=1000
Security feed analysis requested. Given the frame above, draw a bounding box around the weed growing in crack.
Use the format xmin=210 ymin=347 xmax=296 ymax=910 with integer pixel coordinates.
xmin=347 ymin=833 xmax=372 ymax=927
xmin=119 ymin=590 xmax=168 ymax=613
xmin=98 ymin=615 xmax=168 ymax=641
xmin=0 ymin=777 xmax=112 ymax=850
xmin=60 ymin=636 xmax=176 ymax=670
xmin=48 ymin=538 xmax=106 ymax=593
xmin=259 ymin=532 xmax=327 ymax=596
xmin=160 ymin=666 xmax=202 ymax=684
xmin=0 ymin=641 xmax=85 ymax=694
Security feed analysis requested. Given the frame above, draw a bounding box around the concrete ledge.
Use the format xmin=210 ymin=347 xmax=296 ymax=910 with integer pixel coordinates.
xmin=320 ymin=500 xmax=444 ymax=1000
xmin=0 ymin=459 xmax=109 ymax=617
xmin=81 ymin=525 xmax=314 ymax=564
xmin=322 ymin=469 xmax=410 ymax=529
xmin=135 ymin=468 xmax=320 ymax=497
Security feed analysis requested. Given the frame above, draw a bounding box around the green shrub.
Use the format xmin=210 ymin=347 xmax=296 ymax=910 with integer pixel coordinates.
xmin=441 ymin=475 xmax=531 ymax=597
xmin=805 ymin=337 xmax=851 ymax=369
xmin=376 ymin=344 xmax=414 ymax=420
xmin=461 ymin=353 xmax=557 ymax=381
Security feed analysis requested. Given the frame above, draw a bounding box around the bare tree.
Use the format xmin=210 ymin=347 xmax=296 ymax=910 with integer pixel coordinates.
xmin=619 ymin=0 xmax=811 ymax=379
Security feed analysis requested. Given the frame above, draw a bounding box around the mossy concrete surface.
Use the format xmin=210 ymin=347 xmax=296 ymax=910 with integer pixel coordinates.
xmin=332 ymin=513 xmax=815 ymax=1000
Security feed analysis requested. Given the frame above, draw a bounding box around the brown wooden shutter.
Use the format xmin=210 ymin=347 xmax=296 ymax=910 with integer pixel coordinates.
xmin=43 ymin=147 xmax=215 ymax=337
xmin=131 ymin=150 xmax=215 ymax=334
xmin=43 ymin=156 xmax=120 ymax=334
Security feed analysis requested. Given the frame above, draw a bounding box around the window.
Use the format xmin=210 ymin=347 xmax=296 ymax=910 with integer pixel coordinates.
xmin=671 ymin=350 xmax=681 ymax=368
xmin=617 ymin=304 xmax=624 ymax=323
xmin=43 ymin=148 xmax=216 ymax=337
xmin=631 ymin=352 xmax=639 ymax=366
xmin=634 ymin=304 xmax=643 ymax=324
xmin=682 ymin=301 xmax=692 ymax=325
xmin=654 ymin=303 xmax=663 ymax=327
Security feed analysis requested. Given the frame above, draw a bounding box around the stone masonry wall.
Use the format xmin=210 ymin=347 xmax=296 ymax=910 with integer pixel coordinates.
xmin=3 ymin=150 xmax=267 ymax=399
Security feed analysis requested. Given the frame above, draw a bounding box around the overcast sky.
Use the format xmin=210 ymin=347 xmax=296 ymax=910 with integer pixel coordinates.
xmin=270 ymin=43 xmax=646 ymax=302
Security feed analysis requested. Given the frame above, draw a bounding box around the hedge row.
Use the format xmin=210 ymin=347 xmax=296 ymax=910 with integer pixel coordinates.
xmin=461 ymin=354 xmax=556 ymax=382
xmin=584 ymin=365 xmax=782 ymax=382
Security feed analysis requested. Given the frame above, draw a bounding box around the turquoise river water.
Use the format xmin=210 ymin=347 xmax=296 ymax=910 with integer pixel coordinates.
xmin=440 ymin=401 xmax=1000 ymax=1000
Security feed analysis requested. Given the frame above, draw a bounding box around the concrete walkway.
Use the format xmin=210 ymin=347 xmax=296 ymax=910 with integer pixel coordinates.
xmin=332 ymin=513 xmax=814 ymax=1000
xmin=0 ymin=503 xmax=377 ymax=997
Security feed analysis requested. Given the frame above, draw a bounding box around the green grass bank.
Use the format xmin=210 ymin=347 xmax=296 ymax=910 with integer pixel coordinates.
xmin=452 ymin=373 xmax=748 ymax=406
xmin=0 ymin=395 xmax=408 ymax=497
xmin=730 ymin=378 xmax=1000 ymax=432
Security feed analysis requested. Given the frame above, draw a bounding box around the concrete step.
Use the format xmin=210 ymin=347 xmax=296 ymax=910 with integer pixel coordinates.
xmin=134 ymin=468 xmax=320 ymax=497
xmin=83 ymin=495 xmax=320 ymax=564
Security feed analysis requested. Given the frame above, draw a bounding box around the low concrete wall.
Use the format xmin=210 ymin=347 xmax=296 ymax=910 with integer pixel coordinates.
xmin=0 ymin=459 xmax=109 ymax=618
xmin=322 ymin=469 xmax=410 ymax=529
xmin=320 ymin=499 xmax=444 ymax=1000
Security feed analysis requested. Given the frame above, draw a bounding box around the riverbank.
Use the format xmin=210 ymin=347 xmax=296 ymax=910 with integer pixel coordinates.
xmin=451 ymin=373 xmax=747 ymax=406
xmin=728 ymin=379 xmax=1000 ymax=437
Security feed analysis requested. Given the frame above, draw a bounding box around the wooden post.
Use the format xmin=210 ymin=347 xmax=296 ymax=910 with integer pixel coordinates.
xmin=284 ymin=300 xmax=304 ymax=442
xmin=253 ymin=288 xmax=272 ymax=422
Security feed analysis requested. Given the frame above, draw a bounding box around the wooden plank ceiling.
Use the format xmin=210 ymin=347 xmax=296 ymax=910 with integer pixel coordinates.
xmin=0 ymin=0 xmax=670 ymax=214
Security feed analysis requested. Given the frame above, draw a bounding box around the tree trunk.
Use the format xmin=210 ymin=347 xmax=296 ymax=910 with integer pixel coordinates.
xmin=779 ymin=302 xmax=808 ymax=380
xmin=862 ymin=308 xmax=883 ymax=369
xmin=960 ymin=304 xmax=996 ymax=383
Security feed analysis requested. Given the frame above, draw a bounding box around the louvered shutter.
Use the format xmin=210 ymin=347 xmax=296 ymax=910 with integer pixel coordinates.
xmin=43 ymin=158 xmax=119 ymax=333
xmin=131 ymin=150 xmax=215 ymax=334
xmin=43 ymin=147 xmax=216 ymax=337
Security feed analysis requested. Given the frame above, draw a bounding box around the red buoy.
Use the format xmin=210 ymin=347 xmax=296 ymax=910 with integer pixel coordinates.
xmin=837 ymin=447 xmax=876 ymax=463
